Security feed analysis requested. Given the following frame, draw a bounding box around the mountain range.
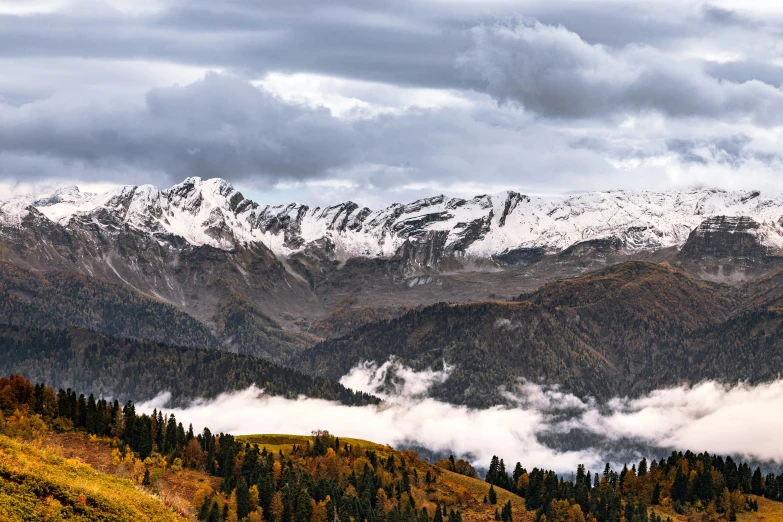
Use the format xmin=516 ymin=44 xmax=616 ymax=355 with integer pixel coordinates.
xmin=2 ymin=177 xmax=783 ymax=405
xmin=4 ymin=178 xmax=783 ymax=266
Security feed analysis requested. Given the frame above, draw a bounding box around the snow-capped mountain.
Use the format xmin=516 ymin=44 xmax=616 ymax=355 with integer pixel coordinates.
xmin=3 ymin=177 xmax=783 ymax=264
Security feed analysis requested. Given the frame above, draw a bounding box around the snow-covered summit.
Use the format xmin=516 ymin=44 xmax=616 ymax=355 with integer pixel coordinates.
xmin=2 ymin=178 xmax=783 ymax=260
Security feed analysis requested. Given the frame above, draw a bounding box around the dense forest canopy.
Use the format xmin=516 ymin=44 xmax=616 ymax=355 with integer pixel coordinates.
xmin=0 ymin=325 xmax=378 ymax=407
xmin=290 ymin=262 xmax=783 ymax=407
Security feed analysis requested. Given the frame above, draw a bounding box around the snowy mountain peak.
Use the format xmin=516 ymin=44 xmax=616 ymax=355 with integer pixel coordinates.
xmin=3 ymin=178 xmax=783 ymax=264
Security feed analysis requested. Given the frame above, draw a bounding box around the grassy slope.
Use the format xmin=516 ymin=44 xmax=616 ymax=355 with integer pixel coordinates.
xmin=0 ymin=433 xmax=184 ymax=522
xmin=7 ymin=429 xmax=783 ymax=522
xmin=646 ymin=495 xmax=783 ymax=522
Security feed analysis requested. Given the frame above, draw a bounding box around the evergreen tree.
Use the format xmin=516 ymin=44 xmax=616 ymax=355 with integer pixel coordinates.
xmin=237 ymin=477 xmax=250 ymax=520
xmin=164 ymin=413 xmax=178 ymax=455
xmin=208 ymin=501 xmax=221 ymax=522
xmin=85 ymin=393 xmax=97 ymax=434
xmin=487 ymin=456 xmax=500 ymax=485
xmin=651 ymin=482 xmax=661 ymax=505
xmin=433 ymin=504 xmax=443 ymax=522
xmin=638 ymin=457 xmax=648 ymax=476
xmin=501 ymin=500 xmax=512 ymax=522
xmin=752 ymin=467 xmax=764 ymax=496
xmin=672 ymin=467 xmax=689 ymax=503
xmin=488 ymin=484 xmax=497 ymax=505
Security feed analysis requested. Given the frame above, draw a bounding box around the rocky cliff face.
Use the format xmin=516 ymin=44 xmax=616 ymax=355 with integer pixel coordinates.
xmin=677 ymin=216 xmax=783 ymax=278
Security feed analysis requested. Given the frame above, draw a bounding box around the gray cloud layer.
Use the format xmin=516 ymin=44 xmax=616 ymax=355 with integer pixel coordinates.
xmin=3 ymin=1 xmax=783 ymax=202
xmin=458 ymin=20 xmax=783 ymax=122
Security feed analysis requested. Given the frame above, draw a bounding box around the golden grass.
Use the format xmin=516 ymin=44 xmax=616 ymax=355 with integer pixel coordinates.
xmin=44 ymin=430 xmax=222 ymax=516
xmin=237 ymin=433 xmax=392 ymax=455
xmin=739 ymin=496 xmax=783 ymax=522
xmin=0 ymin=433 xmax=183 ymax=522
xmin=647 ymin=496 xmax=783 ymax=522
xmin=437 ymin=469 xmax=532 ymax=522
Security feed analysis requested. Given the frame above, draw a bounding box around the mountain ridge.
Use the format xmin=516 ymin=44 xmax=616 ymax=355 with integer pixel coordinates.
xmin=5 ymin=178 xmax=783 ymax=268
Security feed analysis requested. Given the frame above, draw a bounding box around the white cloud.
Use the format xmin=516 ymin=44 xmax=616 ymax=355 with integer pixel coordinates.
xmin=255 ymin=72 xmax=475 ymax=120
xmin=138 ymin=360 xmax=783 ymax=474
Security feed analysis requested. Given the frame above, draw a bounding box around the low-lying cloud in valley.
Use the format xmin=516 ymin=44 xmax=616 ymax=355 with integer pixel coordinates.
xmin=138 ymin=359 xmax=783 ymax=474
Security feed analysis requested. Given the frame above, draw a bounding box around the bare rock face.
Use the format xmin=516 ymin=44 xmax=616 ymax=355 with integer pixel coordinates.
xmin=677 ymin=216 xmax=783 ymax=279
xmin=679 ymin=216 xmax=777 ymax=262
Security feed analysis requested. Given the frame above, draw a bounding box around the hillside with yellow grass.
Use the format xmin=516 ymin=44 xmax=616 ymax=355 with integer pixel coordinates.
xmin=4 ymin=374 xmax=783 ymax=522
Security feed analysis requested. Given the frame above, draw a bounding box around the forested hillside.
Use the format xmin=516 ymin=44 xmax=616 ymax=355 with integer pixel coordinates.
xmin=290 ymin=262 xmax=783 ymax=406
xmin=0 ymin=261 xmax=222 ymax=350
xmin=0 ymin=325 xmax=378 ymax=407
xmin=0 ymin=262 xmax=318 ymax=362
xmin=3 ymin=373 xmax=783 ymax=522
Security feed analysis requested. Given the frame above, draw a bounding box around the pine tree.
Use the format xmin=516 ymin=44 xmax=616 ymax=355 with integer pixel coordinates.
xmin=638 ymin=457 xmax=648 ymax=477
xmin=164 ymin=413 xmax=178 ymax=455
xmin=85 ymin=393 xmax=97 ymax=434
xmin=142 ymin=469 xmax=151 ymax=486
xmin=501 ymin=500 xmax=512 ymax=522
xmin=752 ymin=467 xmax=764 ymax=496
xmin=433 ymin=504 xmax=444 ymax=522
xmin=672 ymin=467 xmax=689 ymax=502
xmin=651 ymin=482 xmax=661 ymax=505
xmin=237 ymin=477 xmax=250 ymax=520
xmin=488 ymin=484 xmax=497 ymax=505
xmin=487 ymin=456 xmax=500 ymax=484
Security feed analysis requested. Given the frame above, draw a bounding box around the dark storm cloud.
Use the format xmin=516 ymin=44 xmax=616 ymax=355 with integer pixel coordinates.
xmin=0 ymin=1 xmax=779 ymax=96
xmin=0 ymin=72 xmax=617 ymax=195
xmin=457 ymin=20 xmax=783 ymax=122
xmin=0 ymin=1 xmax=476 ymax=91
xmin=0 ymin=73 xmax=358 ymax=185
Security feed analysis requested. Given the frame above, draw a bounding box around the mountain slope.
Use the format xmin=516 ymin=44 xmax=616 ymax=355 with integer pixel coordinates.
xmin=0 ymin=434 xmax=185 ymax=522
xmin=4 ymin=179 xmax=783 ymax=355
xmin=290 ymin=261 xmax=768 ymax=405
xmin=290 ymin=299 xmax=621 ymax=406
xmin=0 ymin=261 xmax=222 ymax=350
xmin=0 ymin=325 xmax=378 ymax=407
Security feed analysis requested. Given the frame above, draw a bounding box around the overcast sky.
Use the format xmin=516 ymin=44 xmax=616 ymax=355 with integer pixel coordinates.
xmin=3 ymin=0 xmax=783 ymax=206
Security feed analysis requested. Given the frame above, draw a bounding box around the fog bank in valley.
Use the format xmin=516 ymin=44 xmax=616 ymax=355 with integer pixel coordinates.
xmin=138 ymin=359 xmax=783 ymax=472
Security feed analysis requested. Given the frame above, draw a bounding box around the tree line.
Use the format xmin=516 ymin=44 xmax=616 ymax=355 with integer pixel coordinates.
xmin=483 ymin=450 xmax=780 ymax=522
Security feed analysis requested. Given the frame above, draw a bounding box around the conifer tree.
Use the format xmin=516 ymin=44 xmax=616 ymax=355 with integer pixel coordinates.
xmin=752 ymin=467 xmax=764 ymax=496
xmin=488 ymin=484 xmax=497 ymax=505
xmin=433 ymin=504 xmax=443 ymax=522
xmin=638 ymin=457 xmax=648 ymax=476
xmin=651 ymin=482 xmax=661 ymax=505
xmin=237 ymin=477 xmax=250 ymax=520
